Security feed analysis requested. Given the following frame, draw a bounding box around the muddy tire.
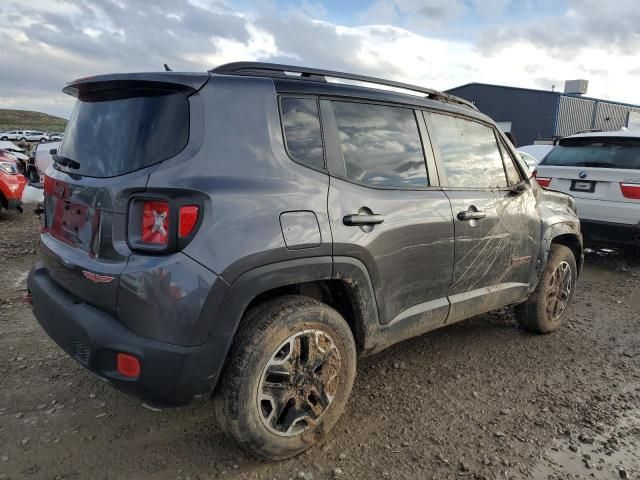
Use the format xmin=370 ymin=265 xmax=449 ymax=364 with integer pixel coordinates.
xmin=516 ymin=244 xmax=577 ymax=333
xmin=214 ymin=295 xmax=357 ymax=460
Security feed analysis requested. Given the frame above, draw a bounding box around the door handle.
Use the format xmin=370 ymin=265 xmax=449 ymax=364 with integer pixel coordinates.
xmin=457 ymin=210 xmax=486 ymax=221
xmin=343 ymin=213 xmax=385 ymax=226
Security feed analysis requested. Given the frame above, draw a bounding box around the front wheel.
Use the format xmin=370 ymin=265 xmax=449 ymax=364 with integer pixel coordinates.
xmin=19 ymin=137 xmax=27 ymax=142
xmin=515 ymin=244 xmax=577 ymax=333
xmin=214 ymin=295 xmax=356 ymax=460
xmin=39 ymin=137 xmax=46 ymax=143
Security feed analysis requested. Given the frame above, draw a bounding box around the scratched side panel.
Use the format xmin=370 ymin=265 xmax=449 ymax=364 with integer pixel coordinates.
xmin=446 ymin=187 xmax=540 ymax=323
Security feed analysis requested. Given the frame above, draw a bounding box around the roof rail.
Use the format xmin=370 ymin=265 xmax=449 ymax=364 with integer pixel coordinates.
xmin=210 ymin=62 xmax=478 ymax=111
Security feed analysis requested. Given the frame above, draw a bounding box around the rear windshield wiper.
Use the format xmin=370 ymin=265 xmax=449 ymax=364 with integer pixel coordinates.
xmin=52 ymin=154 xmax=81 ymax=170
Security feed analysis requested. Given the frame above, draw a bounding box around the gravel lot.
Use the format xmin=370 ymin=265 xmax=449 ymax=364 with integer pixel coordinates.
xmin=1 ymin=210 xmax=639 ymax=480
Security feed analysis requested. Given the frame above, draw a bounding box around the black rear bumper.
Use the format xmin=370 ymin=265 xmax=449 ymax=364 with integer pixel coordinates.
xmin=581 ymin=220 xmax=640 ymax=246
xmin=28 ymin=263 xmax=232 ymax=406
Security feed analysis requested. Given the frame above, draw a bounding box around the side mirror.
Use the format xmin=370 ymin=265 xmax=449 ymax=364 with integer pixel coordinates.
xmin=49 ymin=148 xmax=57 ymax=155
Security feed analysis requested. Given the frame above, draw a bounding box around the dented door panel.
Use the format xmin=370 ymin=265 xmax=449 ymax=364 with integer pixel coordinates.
xmin=444 ymin=186 xmax=540 ymax=323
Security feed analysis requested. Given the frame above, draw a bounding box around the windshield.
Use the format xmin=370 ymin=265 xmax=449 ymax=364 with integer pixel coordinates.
xmin=541 ymin=137 xmax=640 ymax=170
xmin=58 ymin=90 xmax=189 ymax=177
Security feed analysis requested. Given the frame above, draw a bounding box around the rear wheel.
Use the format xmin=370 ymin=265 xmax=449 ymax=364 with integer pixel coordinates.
xmin=515 ymin=244 xmax=577 ymax=333
xmin=214 ymin=295 xmax=356 ymax=460
xmin=19 ymin=137 xmax=27 ymax=142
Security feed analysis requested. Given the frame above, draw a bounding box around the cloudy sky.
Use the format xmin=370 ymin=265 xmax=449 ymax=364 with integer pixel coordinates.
xmin=1 ymin=0 xmax=639 ymax=118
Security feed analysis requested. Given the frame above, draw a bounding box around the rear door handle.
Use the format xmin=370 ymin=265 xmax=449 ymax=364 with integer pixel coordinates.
xmin=457 ymin=210 xmax=486 ymax=221
xmin=343 ymin=213 xmax=385 ymax=226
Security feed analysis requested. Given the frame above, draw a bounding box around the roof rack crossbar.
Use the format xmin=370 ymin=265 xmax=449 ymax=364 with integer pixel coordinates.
xmin=210 ymin=62 xmax=478 ymax=111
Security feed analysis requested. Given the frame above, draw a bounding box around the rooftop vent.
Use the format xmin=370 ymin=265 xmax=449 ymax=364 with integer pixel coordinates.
xmin=564 ymin=79 xmax=589 ymax=95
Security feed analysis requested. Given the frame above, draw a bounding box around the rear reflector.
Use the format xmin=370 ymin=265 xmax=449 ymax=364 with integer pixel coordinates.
xmin=141 ymin=200 xmax=169 ymax=244
xmin=620 ymin=183 xmax=640 ymax=200
xmin=116 ymin=353 xmax=141 ymax=378
xmin=179 ymin=205 xmax=199 ymax=238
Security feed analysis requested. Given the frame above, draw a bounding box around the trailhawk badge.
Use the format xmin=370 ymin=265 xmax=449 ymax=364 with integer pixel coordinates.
xmin=82 ymin=271 xmax=115 ymax=284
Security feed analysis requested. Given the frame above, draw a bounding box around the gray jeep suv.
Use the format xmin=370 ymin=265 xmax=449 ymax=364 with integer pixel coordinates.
xmin=28 ymin=62 xmax=582 ymax=460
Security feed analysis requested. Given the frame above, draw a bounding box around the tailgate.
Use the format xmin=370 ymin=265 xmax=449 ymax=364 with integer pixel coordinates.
xmin=41 ymin=169 xmax=149 ymax=314
xmin=535 ymin=165 xmax=639 ymax=202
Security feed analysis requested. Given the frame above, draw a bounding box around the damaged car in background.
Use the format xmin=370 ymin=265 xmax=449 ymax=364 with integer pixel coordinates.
xmin=0 ymin=150 xmax=26 ymax=213
xmin=28 ymin=62 xmax=582 ymax=460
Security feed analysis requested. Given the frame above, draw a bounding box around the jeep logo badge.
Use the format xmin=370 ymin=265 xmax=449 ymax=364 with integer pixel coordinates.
xmin=578 ymin=171 xmax=588 ymax=179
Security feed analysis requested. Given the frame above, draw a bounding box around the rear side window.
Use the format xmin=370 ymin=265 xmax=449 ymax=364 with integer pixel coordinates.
xmin=330 ymin=101 xmax=428 ymax=188
xmin=427 ymin=113 xmax=507 ymax=188
xmin=280 ymin=97 xmax=324 ymax=170
xmin=541 ymin=137 xmax=640 ymax=170
xmin=58 ymin=90 xmax=189 ymax=178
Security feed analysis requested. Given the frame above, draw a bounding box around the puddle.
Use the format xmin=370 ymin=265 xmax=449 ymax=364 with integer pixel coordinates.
xmin=531 ymin=409 xmax=640 ymax=479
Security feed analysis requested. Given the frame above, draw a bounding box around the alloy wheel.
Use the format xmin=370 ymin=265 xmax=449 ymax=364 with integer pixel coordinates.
xmin=257 ymin=329 xmax=341 ymax=436
xmin=546 ymin=260 xmax=572 ymax=321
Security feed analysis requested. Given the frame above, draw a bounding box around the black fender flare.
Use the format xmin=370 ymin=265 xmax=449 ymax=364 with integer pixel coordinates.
xmin=185 ymin=256 xmax=382 ymax=397
xmin=529 ymin=219 xmax=583 ymax=292
xmin=186 ymin=257 xmax=334 ymax=397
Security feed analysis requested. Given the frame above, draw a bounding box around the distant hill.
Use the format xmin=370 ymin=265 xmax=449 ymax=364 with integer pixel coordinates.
xmin=0 ymin=109 xmax=68 ymax=133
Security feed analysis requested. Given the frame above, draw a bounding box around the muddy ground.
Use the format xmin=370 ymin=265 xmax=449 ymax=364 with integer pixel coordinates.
xmin=1 ymin=210 xmax=639 ymax=480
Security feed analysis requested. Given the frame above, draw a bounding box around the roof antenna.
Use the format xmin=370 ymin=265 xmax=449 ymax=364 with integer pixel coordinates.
xmin=164 ymin=63 xmax=172 ymax=72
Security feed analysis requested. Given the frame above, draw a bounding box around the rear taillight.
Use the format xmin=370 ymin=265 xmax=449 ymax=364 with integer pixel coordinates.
xmin=620 ymin=183 xmax=640 ymax=200
xmin=179 ymin=205 xmax=199 ymax=238
xmin=141 ymin=200 xmax=169 ymax=245
xmin=127 ymin=195 xmax=202 ymax=253
xmin=532 ymin=170 xmax=551 ymax=188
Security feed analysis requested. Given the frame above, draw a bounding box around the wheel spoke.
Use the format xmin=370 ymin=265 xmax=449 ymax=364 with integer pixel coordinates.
xmin=275 ymin=397 xmax=306 ymax=433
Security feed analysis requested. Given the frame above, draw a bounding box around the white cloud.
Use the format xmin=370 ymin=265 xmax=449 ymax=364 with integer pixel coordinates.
xmin=0 ymin=0 xmax=639 ymax=119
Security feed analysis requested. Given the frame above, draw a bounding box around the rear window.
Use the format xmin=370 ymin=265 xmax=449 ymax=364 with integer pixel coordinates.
xmin=58 ymin=90 xmax=189 ymax=177
xmin=280 ymin=97 xmax=324 ymax=170
xmin=541 ymin=137 xmax=640 ymax=170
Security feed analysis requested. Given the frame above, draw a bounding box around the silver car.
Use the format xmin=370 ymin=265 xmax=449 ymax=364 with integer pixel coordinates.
xmin=0 ymin=130 xmax=49 ymax=142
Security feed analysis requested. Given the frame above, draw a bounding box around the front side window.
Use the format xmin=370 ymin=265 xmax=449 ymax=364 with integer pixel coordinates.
xmin=498 ymin=141 xmax=522 ymax=186
xmin=330 ymin=101 xmax=428 ymax=188
xmin=427 ymin=112 xmax=507 ymax=189
xmin=280 ymin=97 xmax=324 ymax=170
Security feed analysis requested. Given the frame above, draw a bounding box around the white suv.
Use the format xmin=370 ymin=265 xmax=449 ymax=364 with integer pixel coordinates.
xmin=0 ymin=130 xmax=49 ymax=142
xmin=535 ymin=131 xmax=640 ymax=246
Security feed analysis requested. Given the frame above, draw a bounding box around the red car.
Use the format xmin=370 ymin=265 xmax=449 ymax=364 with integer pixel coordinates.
xmin=0 ymin=152 xmax=27 ymax=212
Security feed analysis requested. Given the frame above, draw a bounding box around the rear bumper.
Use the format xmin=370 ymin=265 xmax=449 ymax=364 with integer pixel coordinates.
xmin=574 ymin=197 xmax=639 ymax=225
xmin=27 ymin=263 xmax=233 ymax=406
xmin=581 ymin=219 xmax=640 ymax=246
